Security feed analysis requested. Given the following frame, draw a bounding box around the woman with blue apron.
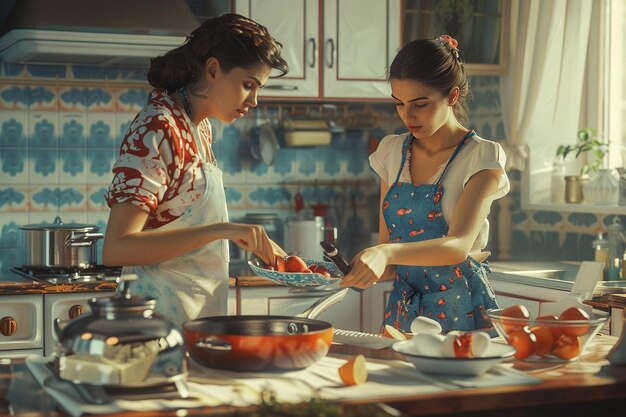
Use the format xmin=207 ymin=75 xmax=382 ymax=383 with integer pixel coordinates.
xmin=380 ymin=131 xmax=498 ymax=332
xmin=339 ymin=36 xmax=509 ymax=333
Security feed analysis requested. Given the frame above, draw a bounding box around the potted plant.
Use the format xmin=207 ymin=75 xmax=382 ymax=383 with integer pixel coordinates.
xmin=556 ymin=128 xmax=607 ymax=175
xmin=555 ymin=128 xmax=615 ymax=204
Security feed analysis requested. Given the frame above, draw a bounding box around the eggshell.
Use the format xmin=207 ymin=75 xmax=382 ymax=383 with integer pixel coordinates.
xmin=403 ymin=333 xmax=446 ymax=356
xmin=410 ymin=316 xmax=443 ymax=335
xmin=440 ymin=331 xmax=492 ymax=358
xmin=471 ymin=332 xmax=492 ymax=357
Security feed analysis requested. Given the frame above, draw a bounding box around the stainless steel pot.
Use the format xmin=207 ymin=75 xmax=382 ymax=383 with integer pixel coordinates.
xmin=20 ymin=216 xmax=103 ymax=269
xmin=53 ymin=277 xmax=188 ymax=398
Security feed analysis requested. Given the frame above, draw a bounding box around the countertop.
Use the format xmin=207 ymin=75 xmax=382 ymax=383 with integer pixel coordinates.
xmin=1 ymin=335 xmax=625 ymax=417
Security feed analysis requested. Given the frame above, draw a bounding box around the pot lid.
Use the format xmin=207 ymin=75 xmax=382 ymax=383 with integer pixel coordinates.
xmin=89 ymin=274 xmax=157 ymax=315
xmin=20 ymin=215 xmax=100 ymax=231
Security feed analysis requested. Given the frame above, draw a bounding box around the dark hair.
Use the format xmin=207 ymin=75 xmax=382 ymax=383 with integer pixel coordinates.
xmin=388 ymin=38 xmax=470 ymax=126
xmin=148 ymin=13 xmax=289 ymax=93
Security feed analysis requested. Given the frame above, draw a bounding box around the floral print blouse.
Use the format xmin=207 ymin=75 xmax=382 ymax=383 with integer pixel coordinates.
xmin=105 ymin=89 xmax=212 ymax=230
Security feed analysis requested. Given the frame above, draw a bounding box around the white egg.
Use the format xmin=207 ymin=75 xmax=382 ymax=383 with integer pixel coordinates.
xmin=439 ymin=331 xmax=493 ymax=358
xmin=410 ymin=316 xmax=443 ymax=335
xmin=403 ymin=333 xmax=446 ymax=356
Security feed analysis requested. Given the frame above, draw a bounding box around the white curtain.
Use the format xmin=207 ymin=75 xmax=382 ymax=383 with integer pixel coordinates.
xmin=499 ymin=0 xmax=594 ymax=203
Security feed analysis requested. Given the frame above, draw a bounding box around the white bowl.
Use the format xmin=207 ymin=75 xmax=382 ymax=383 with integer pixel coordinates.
xmin=392 ymin=340 xmax=516 ymax=376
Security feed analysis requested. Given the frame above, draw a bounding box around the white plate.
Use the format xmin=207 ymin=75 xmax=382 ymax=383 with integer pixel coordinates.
xmin=392 ymin=341 xmax=516 ymax=376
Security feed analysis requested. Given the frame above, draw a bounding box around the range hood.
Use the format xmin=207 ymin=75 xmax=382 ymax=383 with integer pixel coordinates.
xmin=0 ymin=0 xmax=204 ymax=67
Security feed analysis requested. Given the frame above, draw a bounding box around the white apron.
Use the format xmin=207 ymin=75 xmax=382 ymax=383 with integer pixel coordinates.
xmin=121 ymin=138 xmax=229 ymax=327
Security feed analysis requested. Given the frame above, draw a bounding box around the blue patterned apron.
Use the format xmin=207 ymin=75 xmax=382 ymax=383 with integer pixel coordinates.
xmin=381 ymin=131 xmax=498 ymax=333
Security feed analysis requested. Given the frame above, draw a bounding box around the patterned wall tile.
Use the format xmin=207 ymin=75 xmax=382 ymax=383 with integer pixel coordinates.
xmin=0 ymin=213 xmax=28 ymax=249
xmin=0 ymin=85 xmax=28 ymax=111
xmin=86 ymin=148 xmax=116 ymax=185
xmin=0 ymin=186 xmax=28 ymax=212
xmin=1 ymin=112 xmax=28 ymax=148
xmin=28 ymin=148 xmax=59 ymax=185
xmin=28 ymin=86 xmax=58 ymax=111
xmin=0 ymin=148 xmax=28 ymax=185
xmin=29 ymin=112 xmax=58 ymax=147
xmin=87 ymin=185 xmax=110 ymax=211
xmin=59 ymin=185 xmax=88 ymax=211
xmin=86 ymin=87 xmax=115 ymax=112
xmin=59 ymin=148 xmax=87 ymax=184
xmin=58 ymin=86 xmax=87 ymax=111
xmin=29 ymin=186 xmax=59 ymax=212
xmin=86 ymin=112 xmax=116 ymax=149
xmin=115 ymin=112 xmax=136 ymax=150
xmin=116 ymin=88 xmax=149 ymax=113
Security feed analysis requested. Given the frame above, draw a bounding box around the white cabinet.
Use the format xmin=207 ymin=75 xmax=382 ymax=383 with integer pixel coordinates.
xmin=234 ymin=0 xmax=400 ymax=99
xmin=0 ymin=294 xmax=44 ymax=355
xmin=361 ymin=280 xmax=393 ymax=334
xmin=234 ymin=286 xmax=362 ymax=331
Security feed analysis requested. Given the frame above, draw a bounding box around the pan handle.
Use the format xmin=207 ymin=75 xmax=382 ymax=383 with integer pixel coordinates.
xmin=296 ymin=287 xmax=350 ymax=319
xmin=195 ymin=336 xmax=232 ymax=353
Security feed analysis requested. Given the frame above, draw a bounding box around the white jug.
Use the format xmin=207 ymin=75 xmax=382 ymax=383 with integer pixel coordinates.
xmin=285 ymin=216 xmax=336 ymax=261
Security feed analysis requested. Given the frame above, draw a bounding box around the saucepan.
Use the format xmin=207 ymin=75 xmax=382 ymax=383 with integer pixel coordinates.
xmin=183 ymin=287 xmax=351 ymax=372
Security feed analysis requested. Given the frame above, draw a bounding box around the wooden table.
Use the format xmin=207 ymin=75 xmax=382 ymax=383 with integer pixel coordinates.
xmin=1 ymin=335 xmax=625 ymax=417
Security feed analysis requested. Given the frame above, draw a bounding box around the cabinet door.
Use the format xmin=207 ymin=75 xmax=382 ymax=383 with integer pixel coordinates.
xmin=235 ymin=0 xmax=319 ymax=98
xmin=0 ymin=294 xmax=43 ymax=351
xmin=401 ymin=0 xmax=509 ymax=75
xmin=322 ymin=0 xmax=401 ymax=99
xmin=238 ymin=287 xmax=362 ymax=331
xmin=361 ymin=280 xmax=393 ymax=334
xmin=43 ymin=292 xmax=111 ymax=356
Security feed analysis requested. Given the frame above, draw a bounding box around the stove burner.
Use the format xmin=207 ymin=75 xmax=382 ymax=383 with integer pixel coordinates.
xmin=11 ymin=265 xmax=122 ymax=284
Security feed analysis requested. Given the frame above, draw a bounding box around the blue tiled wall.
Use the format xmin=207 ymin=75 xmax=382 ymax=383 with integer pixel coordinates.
xmin=0 ymin=63 xmax=615 ymax=275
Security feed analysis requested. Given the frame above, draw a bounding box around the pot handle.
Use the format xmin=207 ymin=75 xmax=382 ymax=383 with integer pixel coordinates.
xmin=65 ymin=232 xmax=104 ymax=247
xmin=195 ymin=336 xmax=232 ymax=353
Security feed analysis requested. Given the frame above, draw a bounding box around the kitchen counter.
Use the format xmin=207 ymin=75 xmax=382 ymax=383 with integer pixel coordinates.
xmin=1 ymin=335 xmax=625 ymax=417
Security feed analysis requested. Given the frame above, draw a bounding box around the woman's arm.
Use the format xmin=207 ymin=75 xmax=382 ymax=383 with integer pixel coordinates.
xmin=102 ymin=202 xmax=284 ymax=266
xmin=341 ymin=168 xmax=501 ymax=288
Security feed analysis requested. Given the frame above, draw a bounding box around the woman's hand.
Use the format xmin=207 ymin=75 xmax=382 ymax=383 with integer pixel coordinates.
xmin=225 ymin=222 xmax=286 ymax=265
xmin=340 ymin=245 xmax=391 ymax=289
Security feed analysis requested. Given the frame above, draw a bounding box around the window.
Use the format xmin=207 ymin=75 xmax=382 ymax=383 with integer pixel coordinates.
xmin=606 ymin=0 xmax=625 ymax=169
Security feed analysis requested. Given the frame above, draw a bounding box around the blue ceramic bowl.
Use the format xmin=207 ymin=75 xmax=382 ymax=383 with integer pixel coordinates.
xmin=247 ymin=257 xmax=342 ymax=287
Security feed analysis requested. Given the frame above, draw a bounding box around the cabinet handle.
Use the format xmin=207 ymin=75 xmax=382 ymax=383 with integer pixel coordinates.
xmin=308 ymin=37 xmax=316 ymax=68
xmin=69 ymin=304 xmax=87 ymax=319
xmin=263 ymin=85 xmax=299 ymax=91
xmin=325 ymin=39 xmax=335 ymax=68
xmin=0 ymin=316 xmax=17 ymax=337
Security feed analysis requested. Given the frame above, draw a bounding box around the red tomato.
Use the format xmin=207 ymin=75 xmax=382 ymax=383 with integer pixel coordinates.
xmin=552 ymin=334 xmax=581 ymax=360
xmin=507 ymin=326 xmax=537 ymax=360
xmin=313 ymin=265 xmax=331 ymax=278
xmin=536 ymin=314 xmax=561 ymax=339
xmin=452 ymin=333 xmax=474 ymax=358
xmin=284 ymin=255 xmax=309 ymax=273
xmin=500 ymin=305 xmax=530 ymax=333
xmin=275 ymin=257 xmax=286 ymax=272
xmin=558 ymin=307 xmax=590 ymax=336
xmin=308 ymin=264 xmax=318 ymax=272
xmin=530 ymin=326 xmax=555 ymax=356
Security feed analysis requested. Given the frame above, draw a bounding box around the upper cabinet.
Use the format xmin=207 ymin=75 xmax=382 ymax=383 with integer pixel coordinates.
xmin=402 ymin=0 xmax=510 ymax=75
xmin=234 ymin=0 xmax=401 ymax=100
xmin=234 ymin=0 xmax=507 ymax=99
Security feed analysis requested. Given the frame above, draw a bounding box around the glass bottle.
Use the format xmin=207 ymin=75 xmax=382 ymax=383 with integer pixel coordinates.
xmin=592 ymin=232 xmax=609 ymax=279
xmin=607 ymin=217 xmax=624 ymax=281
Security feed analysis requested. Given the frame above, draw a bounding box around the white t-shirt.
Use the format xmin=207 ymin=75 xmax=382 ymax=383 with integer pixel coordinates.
xmin=369 ymin=132 xmax=510 ymax=252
